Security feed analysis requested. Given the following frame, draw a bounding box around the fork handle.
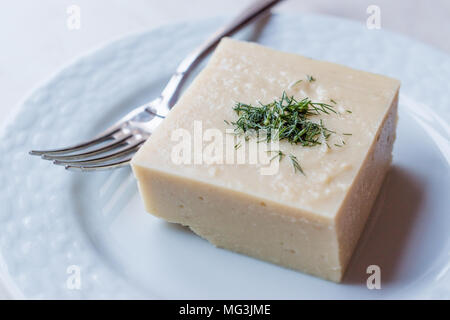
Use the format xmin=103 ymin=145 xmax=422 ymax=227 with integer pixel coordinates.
xmin=157 ymin=0 xmax=283 ymax=114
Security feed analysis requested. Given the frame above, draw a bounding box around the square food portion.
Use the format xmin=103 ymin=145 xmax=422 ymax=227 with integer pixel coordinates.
xmin=131 ymin=38 xmax=400 ymax=282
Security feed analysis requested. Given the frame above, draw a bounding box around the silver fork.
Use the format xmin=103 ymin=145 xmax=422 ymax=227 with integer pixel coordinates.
xmin=29 ymin=0 xmax=283 ymax=172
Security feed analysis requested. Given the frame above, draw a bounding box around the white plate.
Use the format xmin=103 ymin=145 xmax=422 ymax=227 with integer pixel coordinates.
xmin=1 ymin=13 xmax=449 ymax=299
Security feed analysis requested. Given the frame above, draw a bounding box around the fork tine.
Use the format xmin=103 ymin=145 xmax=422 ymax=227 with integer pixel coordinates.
xmin=65 ymin=156 xmax=133 ymax=172
xmin=29 ymin=127 xmax=121 ymax=156
xmin=41 ymin=133 xmax=133 ymax=161
xmin=53 ymin=140 xmax=144 ymax=166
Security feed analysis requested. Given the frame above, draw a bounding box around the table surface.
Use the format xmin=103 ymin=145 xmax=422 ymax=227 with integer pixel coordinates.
xmin=1 ymin=0 xmax=449 ymax=299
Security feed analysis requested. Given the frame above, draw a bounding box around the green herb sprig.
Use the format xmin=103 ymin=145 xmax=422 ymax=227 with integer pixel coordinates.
xmin=226 ymin=91 xmax=340 ymax=174
xmin=230 ymin=91 xmax=336 ymax=147
xmin=306 ymin=75 xmax=316 ymax=82
xmin=289 ymin=154 xmax=304 ymax=175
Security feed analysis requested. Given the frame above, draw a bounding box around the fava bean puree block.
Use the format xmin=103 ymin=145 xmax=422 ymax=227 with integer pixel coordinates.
xmin=131 ymin=38 xmax=400 ymax=282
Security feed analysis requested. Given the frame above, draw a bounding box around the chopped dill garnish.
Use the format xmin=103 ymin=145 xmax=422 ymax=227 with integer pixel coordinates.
xmin=234 ymin=141 xmax=241 ymax=150
xmin=225 ymin=91 xmax=340 ymax=174
xmin=343 ymin=133 xmax=352 ymax=136
xmin=330 ymin=98 xmax=337 ymax=104
xmin=346 ymin=110 xmax=352 ymax=114
xmin=292 ymin=79 xmax=303 ymax=86
xmin=268 ymin=150 xmax=285 ymax=162
xmin=230 ymin=91 xmax=336 ymax=147
xmin=306 ymin=75 xmax=316 ymax=82
xmin=224 ymin=120 xmax=230 ymax=125
xmin=289 ymin=154 xmax=304 ymax=175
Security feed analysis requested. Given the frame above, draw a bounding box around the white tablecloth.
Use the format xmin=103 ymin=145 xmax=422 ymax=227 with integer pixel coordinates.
xmin=0 ymin=0 xmax=448 ymax=299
